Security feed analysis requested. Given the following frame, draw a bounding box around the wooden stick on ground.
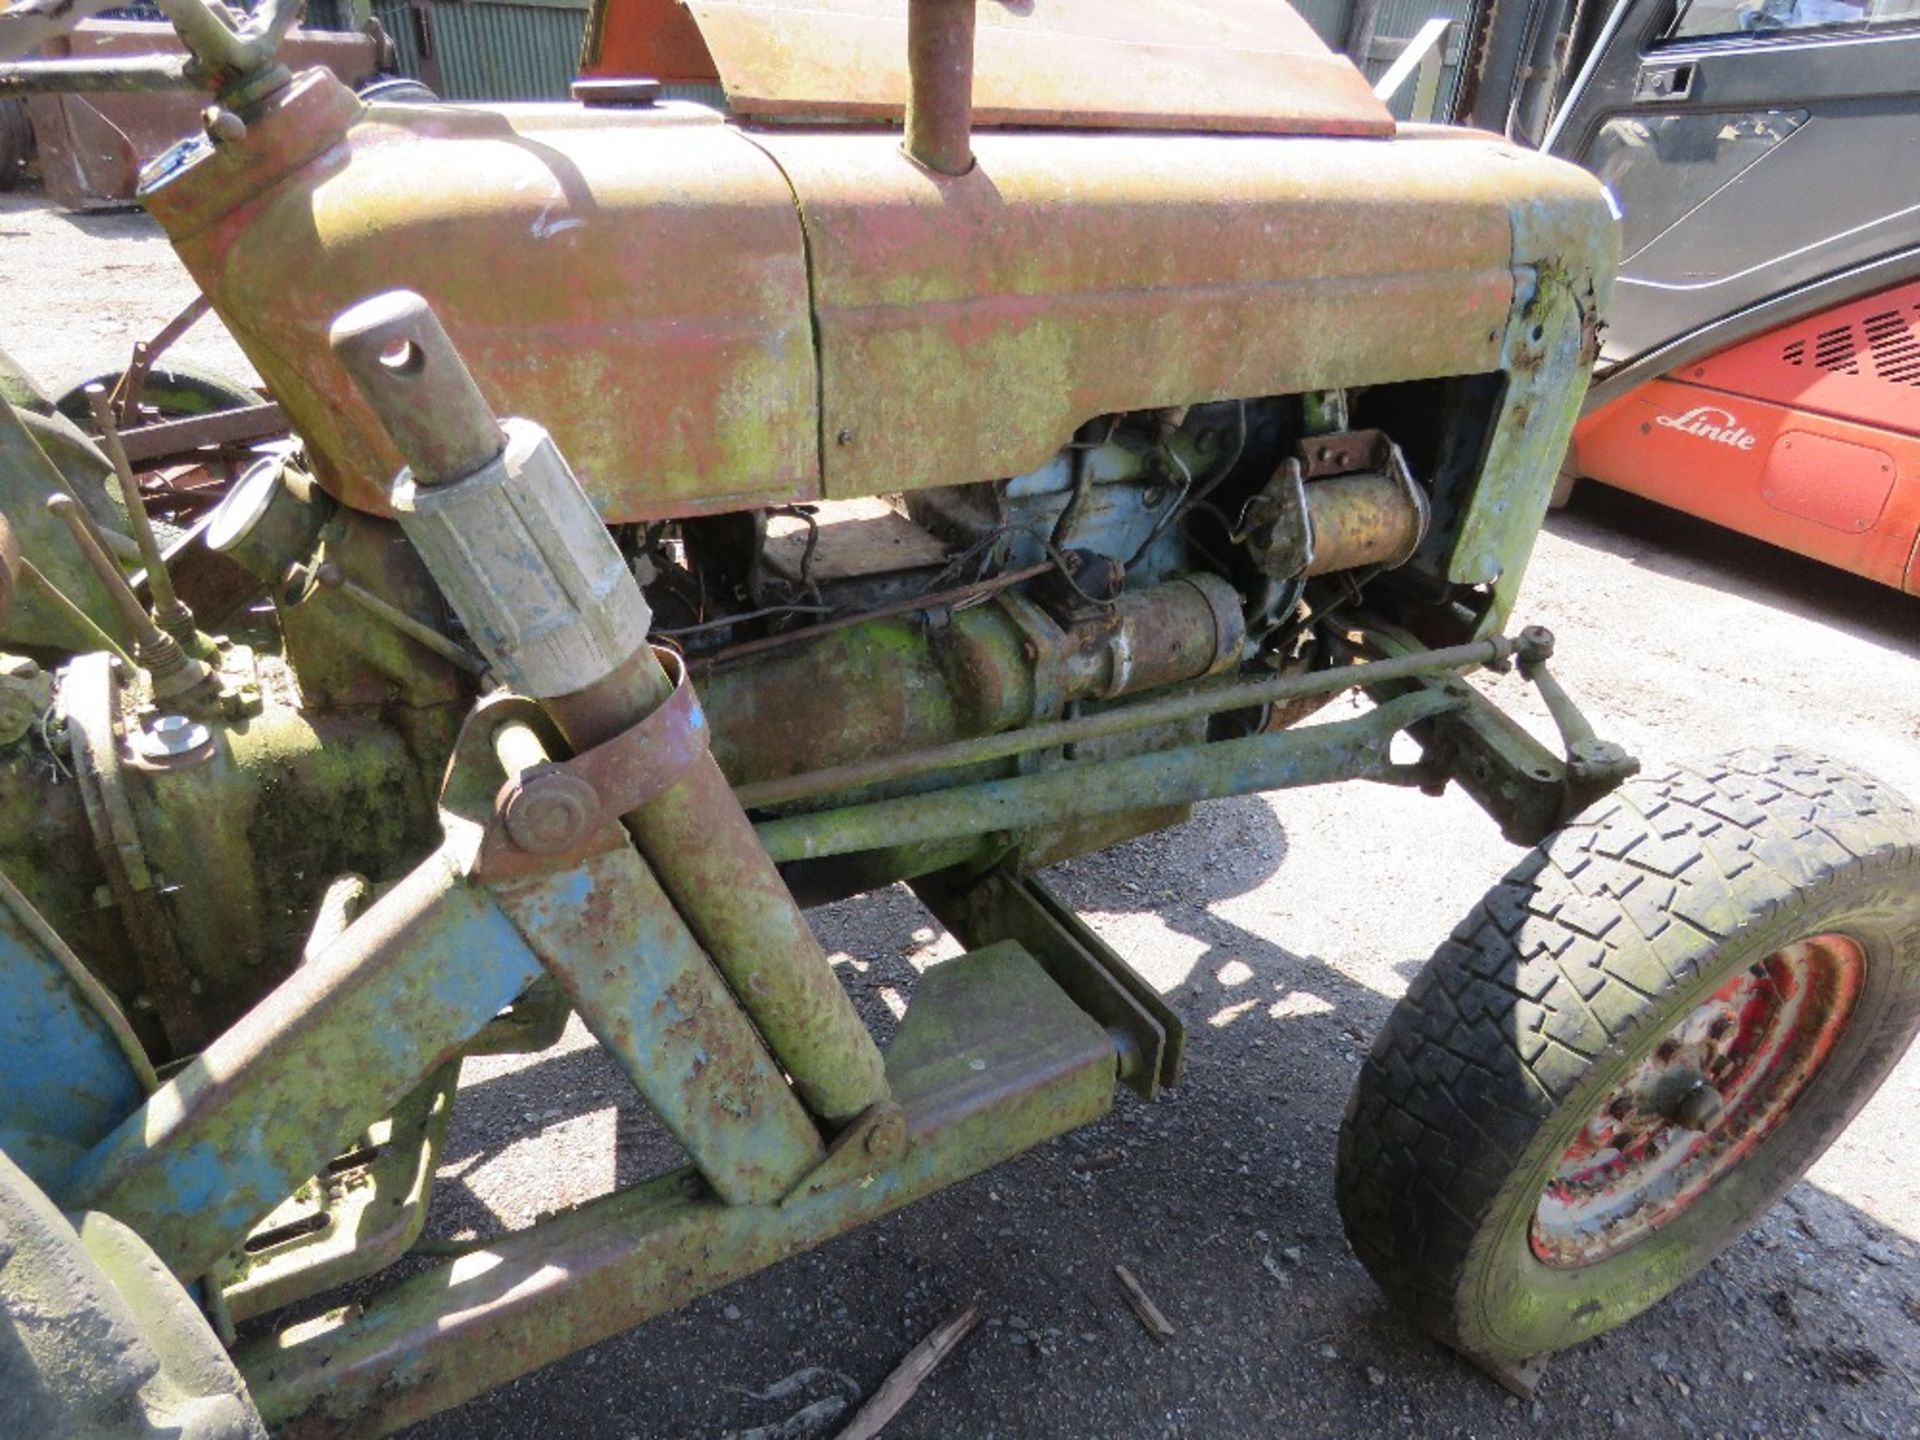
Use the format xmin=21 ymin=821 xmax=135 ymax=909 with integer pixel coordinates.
xmin=1114 ymin=1264 xmax=1175 ymax=1342
xmin=835 ymin=1303 xmax=982 ymax=1440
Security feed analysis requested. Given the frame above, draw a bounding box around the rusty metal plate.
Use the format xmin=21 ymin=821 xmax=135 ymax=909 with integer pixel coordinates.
xmin=26 ymin=21 xmax=377 ymax=211
xmin=147 ymin=71 xmax=822 ymax=521
xmin=681 ymin=0 xmax=1393 ymax=137
xmin=752 ymin=127 xmax=1524 ymax=500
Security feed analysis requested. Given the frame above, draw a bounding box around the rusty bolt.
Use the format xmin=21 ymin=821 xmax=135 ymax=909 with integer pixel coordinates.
xmin=204 ymin=107 xmax=248 ymax=144
xmin=864 ymin=1105 xmax=907 ymax=1161
xmin=500 ymin=770 xmax=601 ymax=854
xmin=836 ymin=429 xmax=855 ymax=446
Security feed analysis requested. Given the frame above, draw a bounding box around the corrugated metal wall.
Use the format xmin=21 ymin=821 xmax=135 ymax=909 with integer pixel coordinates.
xmin=355 ymin=0 xmax=1479 ymax=117
xmin=371 ymin=0 xmax=588 ymax=102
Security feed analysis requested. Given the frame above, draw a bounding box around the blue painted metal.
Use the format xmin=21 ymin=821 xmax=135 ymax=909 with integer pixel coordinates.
xmin=489 ymin=844 xmax=827 ymax=1205
xmin=68 ymin=852 xmax=541 ymax=1281
xmin=0 ymin=873 xmax=152 ymax=1196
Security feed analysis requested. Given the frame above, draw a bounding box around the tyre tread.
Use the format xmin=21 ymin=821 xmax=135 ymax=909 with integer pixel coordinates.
xmin=1336 ymin=748 xmax=1920 ymax=1345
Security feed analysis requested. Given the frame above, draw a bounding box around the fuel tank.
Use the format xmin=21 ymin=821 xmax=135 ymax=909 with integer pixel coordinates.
xmin=139 ymin=68 xmax=1613 ymax=526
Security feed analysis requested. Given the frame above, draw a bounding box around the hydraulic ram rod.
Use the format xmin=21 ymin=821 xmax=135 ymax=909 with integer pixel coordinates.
xmin=330 ymin=291 xmax=890 ymax=1125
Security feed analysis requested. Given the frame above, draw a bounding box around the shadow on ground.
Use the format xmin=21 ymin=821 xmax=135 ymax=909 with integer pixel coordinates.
xmin=1549 ymin=485 xmax=1919 ymax=662
xmin=370 ymin=794 xmax=1920 ymax=1440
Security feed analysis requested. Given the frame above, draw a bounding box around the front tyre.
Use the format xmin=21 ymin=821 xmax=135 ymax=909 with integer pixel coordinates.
xmin=1336 ymin=749 xmax=1920 ymax=1361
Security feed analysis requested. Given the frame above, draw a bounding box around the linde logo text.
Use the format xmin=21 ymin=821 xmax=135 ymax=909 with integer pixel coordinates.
xmin=1654 ymin=406 xmax=1757 ymax=450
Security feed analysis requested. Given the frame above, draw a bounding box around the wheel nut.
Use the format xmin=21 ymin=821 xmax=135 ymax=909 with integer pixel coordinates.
xmin=1671 ymin=1080 xmax=1724 ymax=1131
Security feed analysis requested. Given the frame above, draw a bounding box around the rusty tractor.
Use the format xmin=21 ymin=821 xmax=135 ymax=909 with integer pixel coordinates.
xmin=0 ymin=1 xmax=1916 ymax=1435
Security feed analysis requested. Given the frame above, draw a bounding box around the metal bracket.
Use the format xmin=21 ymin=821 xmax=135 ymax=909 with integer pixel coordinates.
xmin=212 ymin=1062 xmax=461 ymax=1324
xmin=1514 ymin=625 xmax=1640 ymax=813
xmin=778 ymin=1098 xmax=909 ymax=1206
xmin=1353 ymin=622 xmax=1638 ymax=845
xmin=498 ymin=645 xmax=708 ymax=840
xmin=1238 ymin=456 xmax=1315 ymax=578
xmin=1237 ymin=429 xmax=1428 ymax=581
xmin=440 ymin=646 xmax=712 ymax=878
xmin=910 ymin=865 xmax=1184 ymax=1098
xmin=992 ymin=588 xmax=1073 ymax=725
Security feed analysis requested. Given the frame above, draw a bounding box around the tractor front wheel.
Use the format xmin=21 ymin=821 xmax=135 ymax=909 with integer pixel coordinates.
xmin=1336 ymin=749 xmax=1920 ymax=1362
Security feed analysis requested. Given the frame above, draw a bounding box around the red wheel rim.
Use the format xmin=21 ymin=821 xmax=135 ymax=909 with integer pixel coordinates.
xmin=1530 ymin=933 xmax=1865 ymax=1268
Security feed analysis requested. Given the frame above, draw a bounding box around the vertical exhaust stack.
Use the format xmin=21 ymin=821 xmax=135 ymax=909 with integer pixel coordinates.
xmin=905 ymin=0 xmax=977 ymax=176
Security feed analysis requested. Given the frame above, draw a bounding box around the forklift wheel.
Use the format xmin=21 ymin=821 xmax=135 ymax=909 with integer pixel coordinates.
xmin=1336 ymin=748 xmax=1920 ymax=1362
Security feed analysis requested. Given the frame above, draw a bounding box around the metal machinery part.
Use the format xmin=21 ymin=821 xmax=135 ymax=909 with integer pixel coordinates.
xmin=0 ymin=1 xmax=1637 ymax=1435
xmin=1237 ymin=428 xmax=1432 ymax=581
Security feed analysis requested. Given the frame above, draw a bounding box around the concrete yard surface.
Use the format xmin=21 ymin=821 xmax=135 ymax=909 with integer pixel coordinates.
xmin=2 ymin=186 xmax=1916 ymax=1440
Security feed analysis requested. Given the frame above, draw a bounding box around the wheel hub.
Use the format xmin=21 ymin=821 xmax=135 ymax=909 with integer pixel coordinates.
xmin=1530 ymin=933 xmax=1864 ymax=1268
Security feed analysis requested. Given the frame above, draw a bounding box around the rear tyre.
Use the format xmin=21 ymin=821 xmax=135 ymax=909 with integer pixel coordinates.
xmin=0 ymin=1149 xmax=266 ymax=1439
xmin=52 ymin=362 xmax=260 ymax=429
xmin=1336 ymin=748 xmax=1920 ymax=1361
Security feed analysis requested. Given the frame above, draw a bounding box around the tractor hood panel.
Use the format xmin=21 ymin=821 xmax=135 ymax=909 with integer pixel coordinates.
xmin=756 ymin=128 xmax=1530 ymax=500
xmin=143 ymin=72 xmax=823 ymax=520
xmin=142 ymin=70 xmax=1608 ymax=525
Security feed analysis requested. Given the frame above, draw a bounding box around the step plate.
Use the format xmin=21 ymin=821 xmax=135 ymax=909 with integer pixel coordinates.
xmin=911 ymin=868 xmax=1184 ymax=1099
xmin=888 ymin=939 xmax=1118 ymax=1139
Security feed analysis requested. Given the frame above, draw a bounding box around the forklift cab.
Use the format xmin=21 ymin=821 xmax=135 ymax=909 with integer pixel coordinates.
xmin=1544 ymin=0 xmax=1920 ymax=590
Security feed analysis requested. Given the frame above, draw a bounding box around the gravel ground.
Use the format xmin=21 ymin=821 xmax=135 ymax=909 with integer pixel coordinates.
xmin=4 ymin=184 xmax=1918 ymax=1440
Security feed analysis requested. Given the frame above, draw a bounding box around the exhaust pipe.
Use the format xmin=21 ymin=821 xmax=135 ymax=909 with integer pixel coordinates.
xmin=905 ymin=0 xmax=977 ymax=176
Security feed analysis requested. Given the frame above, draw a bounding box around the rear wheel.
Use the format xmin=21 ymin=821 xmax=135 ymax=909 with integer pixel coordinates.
xmin=0 ymin=1148 xmax=265 ymax=1439
xmin=52 ymin=362 xmax=260 ymax=429
xmin=1336 ymin=748 xmax=1920 ymax=1361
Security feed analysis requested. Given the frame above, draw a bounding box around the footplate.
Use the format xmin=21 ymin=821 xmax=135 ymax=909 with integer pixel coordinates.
xmin=911 ymin=865 xmax=1184 ymax=1098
